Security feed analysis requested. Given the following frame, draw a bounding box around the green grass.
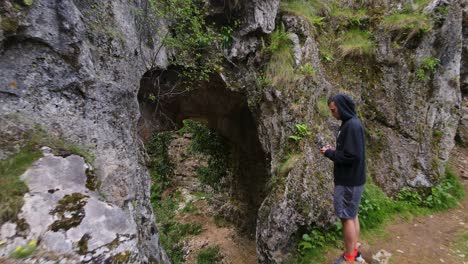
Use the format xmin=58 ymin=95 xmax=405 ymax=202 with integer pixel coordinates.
xmin=280 ymin=0 xmax=328 ymax=32
xmin=338 ymin=29 xmax=375 ymax=57
xmin=196 ymin=245 xmax=222 ymax=264
xmin=265 ymin=24 xmax=296 ymax=91
xmin=28 ymin=128 xmax=95 ymax=163
xmin=315 ymin=97 xmax=330 ymax=117
xmin=381 ymin=13 xmax=432 ymax=41
xmin=0 ymin=146 xmax=42 ymax=226
xmin=329 ymin=3 xmax=368 ymax=27
xmin=451 ymin=231 xmax=468 ymax=257
xmin=152 ymin=192 xmax=203 ymax=263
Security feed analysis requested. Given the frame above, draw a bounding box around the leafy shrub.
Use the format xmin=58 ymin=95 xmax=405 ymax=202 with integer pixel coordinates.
xmin=289 ymin=123 xmax=312 ymax=141
xmin=147 ymin=132 xmax=174 ymax=201
xmin=416 ymin=56 xmax=440 ymax=80
xmin=150 ymin=0 xmax=222 ymax=82
xmin=179 ymin=120 xmax=229 ymax=190
xmin=196 ymin=245 xmax=222 ymax=264
xmin=329 ymin=4 xmax=368 ymax=28
xmin=396 ymin=167 xmax=464 ymax=210
xmin=153 ymin=192 xmax=203 ymax=264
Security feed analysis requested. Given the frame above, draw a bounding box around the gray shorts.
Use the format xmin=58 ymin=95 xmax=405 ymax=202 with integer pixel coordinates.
xmin=333 ymin=185 xmax=364 ymax=219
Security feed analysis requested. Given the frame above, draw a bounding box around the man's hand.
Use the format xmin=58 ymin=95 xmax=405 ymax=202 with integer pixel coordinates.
xmin=320 ymin=145 xmax=332 ymax=154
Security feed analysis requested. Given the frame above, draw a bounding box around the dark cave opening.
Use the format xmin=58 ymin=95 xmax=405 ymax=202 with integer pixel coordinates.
xmin=137 ymin=66 xmax=270 ymax=234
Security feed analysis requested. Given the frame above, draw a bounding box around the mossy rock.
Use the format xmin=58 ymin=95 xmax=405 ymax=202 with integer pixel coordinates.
xmin=77 ymin=233 xmax=91 ymax=255
xmin=1 ymin=18 xmax=19 ymax=32
xmin=49 ymin=193 xmax=88 ymax=231
xmin=108 ymin=251 xmax=131 ymax=264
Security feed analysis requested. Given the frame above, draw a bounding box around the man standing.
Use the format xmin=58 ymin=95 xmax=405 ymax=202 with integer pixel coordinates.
xmin=320 ymin=94 xmax=366 ymax=264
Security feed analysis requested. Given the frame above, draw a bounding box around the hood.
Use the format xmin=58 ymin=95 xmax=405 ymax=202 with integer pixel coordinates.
xmin=333 ymin=93 xmax=356 ymax=121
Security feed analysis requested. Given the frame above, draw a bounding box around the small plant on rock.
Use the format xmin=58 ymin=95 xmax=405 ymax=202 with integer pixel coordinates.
xmin=9 ymin=240 xmax=37 ymax=259
xmin=416 ymin=57 xmax=440 ymax=81
xmin=289 ymin=123 xmax=312 ymax=141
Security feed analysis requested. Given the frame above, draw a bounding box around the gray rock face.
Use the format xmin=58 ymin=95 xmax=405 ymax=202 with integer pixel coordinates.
xmin=456 ymin=3 xmax=468 ymax=144
xmin=0 ymin=154 xmax=138 ymax=262
xmin=367 ymin=1 xmax=463 ymax=193
xmin=253 ymin=1 xmax=464 ymax=262
xmin=0 ymin=0 xmax=168 ymax=262
xmin=229 ymin=0 xmax=280 ymax=60
xmin=0 ymin=0 xmax=464 ymax=263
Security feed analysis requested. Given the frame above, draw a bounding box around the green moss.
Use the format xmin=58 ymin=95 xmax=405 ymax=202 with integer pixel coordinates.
xmin=278 ymin=154 xmax=302 ymax=178
xmin=78 ymin=233 xmax=91 ymax=255
xmin=49 ymin=193 xmax=88 ymax=231
xmin=26 ymin=127 xmax=95 ymax=163
xmin=108 ymin=251 xmax=131 ymax=264
xmin=85 ymin=168 xmax=100 ymax=191
xmin=107 ymin=237 xmax=120 ymax=250
xmin=1 ymin=18 xmax=19 ymax=32
xmin=0 ymin=146 xmax=42 ymax=226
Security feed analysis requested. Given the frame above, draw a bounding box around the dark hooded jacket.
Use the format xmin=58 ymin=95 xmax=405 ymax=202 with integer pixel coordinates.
xmin=324 ymin=94 xmax=366 ymax=186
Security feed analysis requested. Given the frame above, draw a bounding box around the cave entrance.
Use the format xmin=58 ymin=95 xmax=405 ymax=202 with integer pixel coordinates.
xmin=137 ymin=67 xmax=270 ymax=253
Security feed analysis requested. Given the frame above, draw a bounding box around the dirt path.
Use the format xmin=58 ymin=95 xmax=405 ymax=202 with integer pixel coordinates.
xmin=179 ymin=199 xmax=257 ymax=264
xmin=327 ymin=147 xmax=468 ymax=264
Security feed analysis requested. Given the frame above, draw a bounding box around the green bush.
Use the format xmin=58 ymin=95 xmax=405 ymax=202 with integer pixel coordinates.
xmin=396 ymin=167 xmax=463 ymax=211
xmin=153 ymin=192 xmax=203 ymax=264
xmin=150 ymin=0 xmax=222 ymax=82
xmin=289 ymin=123 xmax=312 ymax=142
xmin=298 ymin=223 xmax=342 ymax=256
xmin=147 ymin=132 xmax=174 ymax=201
xmin=196 ymin=245 xmax=222 ymax=264
xmin=298 ymin=63 xmax=316 ymax=77
xmin=416 ymin=57 xmax=440 ymax=80
xmin=179 ymin=120 xmax=229 ymax=190
xmin=329 ymin=3 xmax=368 ymax=28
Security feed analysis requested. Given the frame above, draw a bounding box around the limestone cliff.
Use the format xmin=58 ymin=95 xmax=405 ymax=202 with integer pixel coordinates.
xmin=0 ymin=0 xmax=465 ymax=263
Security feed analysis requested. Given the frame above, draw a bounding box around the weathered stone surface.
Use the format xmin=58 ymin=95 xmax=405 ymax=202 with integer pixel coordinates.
xmin=0 ymin=154 xmax=140 ymax=262
xmin=0 ymin=0 xmax=168 ymax=262
xmin=0 ymin=0 xmax=464 ymax=263
xmin=254 ymin=0 xmax=464 ymax=262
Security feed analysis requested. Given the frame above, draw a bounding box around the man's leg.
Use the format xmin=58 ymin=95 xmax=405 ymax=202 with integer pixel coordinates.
xmin=354 ymin=215 xmax=360 ymax=247
xmin=341 ymin=218 xmax=356 ymax=256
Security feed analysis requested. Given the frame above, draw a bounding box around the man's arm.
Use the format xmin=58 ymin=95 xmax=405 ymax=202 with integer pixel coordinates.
xmin=322 ymin=124 xmax=363 ymax=164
